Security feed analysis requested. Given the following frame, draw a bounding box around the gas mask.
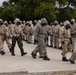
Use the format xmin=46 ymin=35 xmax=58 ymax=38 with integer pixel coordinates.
xmin=70 ymin=21 xmax=74 ymax=25
xmin=65 ymin=24 xmax=70 ymax=29
xmin=41 ymin=23 xmax=46 ymax=26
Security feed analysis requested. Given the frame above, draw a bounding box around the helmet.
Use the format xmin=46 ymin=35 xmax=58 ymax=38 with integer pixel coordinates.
xmin=70 ymin=19 xmax=75 ymax=25
xmin=0 ymin=19 xmax=3 ymax=25
xmin=26 ymin=21 xmax=31 ymax=26
xmin=38 ymin=20 xmax=41 ymax=24
xmin=4 ymin=21 xmax=8 ymax=26
xmin=14 ymin=18 xmax=20 ymax=23
xmin=50 ymin=22 xmax=53 ymax=26
xmin=22 ymin=21 xmax=26 ymax=24
xmin=41 ymin=18 xmax=48 ymax=25
xmin=64 ymin=20 xmax=70 ymax=29
xmin=60 ymin=22 xmax=64 ymax=26
xmin=33 ymin=20 xmax=37 ymax=26
xmin=14 ymin=18 xmax=21 ymax=25
xmin=9 ymin=21 xmax=12 ymax=24
xmin=70 ymin=19 xmax=75 ymax=22
xmin=64 ymin=20 xmax=70 ymax=26
xmin=54 ymin=20 xmax=58 ymax=25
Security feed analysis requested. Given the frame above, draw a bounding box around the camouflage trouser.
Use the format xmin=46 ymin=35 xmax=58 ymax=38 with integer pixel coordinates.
xmin=26 ymin=33 xmax=32 ymax=43
xmin=45 ymin=37 xmax=48 ymax=46
xmin=11 ymin=36 xmax=24 ymax=54
xmin=70 ymin=51 xmax=76 ymax=61
xmin=53 ymin=34 xmax=59 ymax=48
xmin=50 ymin=36 xmax=53 ymax=46
xmin=0 ymin=36 xmax=4 ymax=52
xmin=71 ymin=37 xmax=75 ymax=51
xmin=33 ymin=37 xmax=47 ymax=57
xmin=5 ymin=39 xmax=11 ymax=49
xmin=62 ymin=39 xmax=72 ymax=57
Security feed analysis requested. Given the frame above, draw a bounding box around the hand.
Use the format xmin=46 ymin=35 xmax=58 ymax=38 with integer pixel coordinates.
xmin=34 ymin=39 xmax=38 ymax=43
xmin=62 ymin=41 xmax=65 ymax=44
xmin=30 ymin=33 xmax=32 ymax=35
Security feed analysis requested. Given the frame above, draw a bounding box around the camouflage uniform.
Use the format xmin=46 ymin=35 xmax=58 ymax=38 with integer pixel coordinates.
xmin=25 ymin=22 xmax=33 ymax=44
xmin=59 ymin=22 xmax=64 ymax=49
xmin=32 ymin=20 xmax=38 ymax=44
xmin=3 ymin=21 xmax=12 ymax=52
xmin=45 ymin=24 xmax=51 ymax=46
xmin=49 ymin=22 xmax=54 ymax=47
xmin=69 ymin=51 xmax=76 ymax=64
xmin=53 ymin=21 xmax=60 ymax=48
xmin=0 ymin=19 xmax=6 ymax=55
xmin=60 ymin=21 xmax=71 ymax=61
xmin=69 ymin=19 xmax=76 ymax=64
xmin=31 ymin=18 xmax=50 ymax=61
xmin=10 ymin=18 xmax=27 ymax=56
xmin=70 ymin=19 xmax=76 ymax=52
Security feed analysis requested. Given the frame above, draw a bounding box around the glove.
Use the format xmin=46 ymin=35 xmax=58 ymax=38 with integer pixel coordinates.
xmin=47 ymin=32 xmax=50 ymax=36
xmin=45 ymin=36 xmax=48 ymax=41
xmin=30 ymin=33 xmax=33 ymax=36
xmin=34 ymin=39 xmax=38 ymax=43
xmin=62 ymin=41 xmax=65 ymax=44
xmin=69 ymin=38 xmax=73 ymax=44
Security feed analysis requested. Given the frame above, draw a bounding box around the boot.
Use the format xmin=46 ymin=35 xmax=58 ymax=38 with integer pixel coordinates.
xmin=21 ymin=52 xmax=27 ymax=56
xmin=11 ymin=50 xmax=15 ymax=56
xmin=9 ymin=48 xmax=12 ymax=52
xmin=62 ymin=57 xmax=68 ymax=61
xmin=69 ymin=60 xmax=75 ymax=64
xmin=49 ymin=45 xmax=53 ymax=47
xmin=46 ymin=44 xmax=49 ymax=47
xmin=0 ymin=51 xmax=5 ymax=55
xmin=59 ymin=47 xmax=62 ymax=49
xmin=43 ymin=56 xmax=50 ymax=61
xmin=31 ymin=52 xmax=36 ymax=59
xmin=54 ymin=46 xmax=56 ymax=48
xmin=11 ymin=53 xmax=15 ymax=56
xmin=71 ymin=50 xmax=74 ymax=53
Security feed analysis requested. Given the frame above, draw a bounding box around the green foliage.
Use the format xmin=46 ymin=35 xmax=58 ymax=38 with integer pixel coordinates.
xmin=34 ymin=2 xmax=56 ymax=22
xmin=0 ymin=4 xmax=23 ymax=21
xmin=65 ymin=72 xmax=74 ymax=75
xmin=57 ymin=8 xmax=74 ymax=22
xmin=0 ymin=0 xmax=76 ymax=22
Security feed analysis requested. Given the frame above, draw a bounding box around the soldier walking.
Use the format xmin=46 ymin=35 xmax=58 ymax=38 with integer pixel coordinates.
xmin=10 ymin=18 xmax=27 ymax=56
xmin=31 ymin=18 xmax=50 ymax=61
xmin=0 ymin=19 xmax=6 ymax=55
xmin=60 ymin=21 xmax=71 ymax=61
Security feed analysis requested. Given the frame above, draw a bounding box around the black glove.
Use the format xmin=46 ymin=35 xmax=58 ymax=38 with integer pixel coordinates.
xmin=34 ymin=39 xmax=38 ymax=43
xmin=47 ymin=32 xmax=50 ymax=36
xmin=62 ymin=41 xmax=65 ymax=44
xmin=45 ymin=36 xmax=48 ymax=41
xmin=30 ymin=33 xmax=32 ymax=36
xmin=69 ymin=38 xmax=73 ymax=44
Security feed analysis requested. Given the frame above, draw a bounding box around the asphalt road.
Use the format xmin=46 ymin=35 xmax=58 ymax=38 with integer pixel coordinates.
xmin=0 ymin=41 xmax=76 ymax=74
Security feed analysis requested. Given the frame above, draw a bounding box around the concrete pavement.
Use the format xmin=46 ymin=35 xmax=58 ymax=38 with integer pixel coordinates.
xmin=0 ymin=41 xmax=76 ymax=75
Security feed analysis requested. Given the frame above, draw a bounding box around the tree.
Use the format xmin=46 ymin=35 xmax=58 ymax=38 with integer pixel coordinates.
xmin=0 ymin=0 xmax=76 ymax=22
xmin=34 ymin=2 xmax=57 ymax=22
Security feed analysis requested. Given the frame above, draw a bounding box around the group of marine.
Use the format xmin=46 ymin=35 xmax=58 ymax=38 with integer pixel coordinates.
xmin=0 ymin=18 xmax=76 ymax=64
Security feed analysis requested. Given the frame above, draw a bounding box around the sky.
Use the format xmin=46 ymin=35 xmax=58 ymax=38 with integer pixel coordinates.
xmin=0 ymin=0 xmax=7 ymax=6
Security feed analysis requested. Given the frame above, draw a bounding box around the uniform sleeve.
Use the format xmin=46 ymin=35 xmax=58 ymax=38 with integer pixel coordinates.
xmin=34 ymin=25 xmax=39 ymax=40
xmin=60 ymin=27 xmax=64 ymax=39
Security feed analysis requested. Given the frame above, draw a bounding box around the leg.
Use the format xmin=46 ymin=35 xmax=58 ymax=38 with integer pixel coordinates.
xmin=39 ymin=37 xmax=50 ymax=61
xmin=62 ymin=40 xmax=69 ymax=61
xmin=17 ymin=37 xmax=27 ymax=56
xmin=69 ymin=52 xmax=76 ymax=64
xmin=11 ymin=36 xmax=16 ymax=56
xmin=6 ymin=39 xmax=12 ymax=52
xmin=0 ymin=36 xmax=5 ymax=55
